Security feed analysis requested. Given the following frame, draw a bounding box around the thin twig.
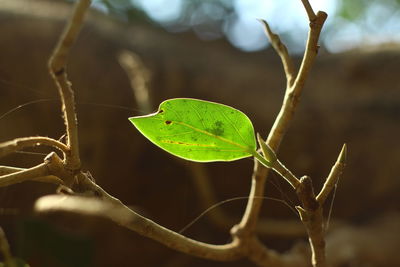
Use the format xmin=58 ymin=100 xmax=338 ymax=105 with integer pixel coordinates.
xmin=301 ymin=0 xmax=316 ymax=21
xmin=271 ymin=160 xmax=301 ymax=189
xmin=0 ymin=162 xmax=50 ymax=187
xmin=36 ymin=170 xmax=308 ymax=266
xmin=247 ymin=238 xmax=295 ymax=267
xmin=258 ymin=19 xmax=295 ymax=87
xmin=48 ymin=0 xmax=91 ymax=170
xmin=179 ymin=196 xmax=295 ymax=234
xmin=0 ymin=166 xmax=23 ymax=176
xmin=236 ymin=0 xmax=328 ymax=249
xmin=35 ymin=191 xmax=305 ymax=266
xmin=30 ymin=0 xmax=331 ymax=266
xmin=0 ymin=152 xmax=74 ymax=188
xmin=290 ymin=11 xmax=327 ymax=95
xmin=186 ymin=157 xmax=306 ymax=237
xmin=0 ymin=136 xmax=69 ymax=159
xmin=316 ymin=144 xmax=346 ymax=204
xmin=118 ymin=50 xmax=152 ymax=113
xmin=269 ymin=11 xmax=327 ymax=150
xmin=35 ymin=194 xmax=242 ymax=261
xmin=0 ymin=165 xmax=63 ymax=184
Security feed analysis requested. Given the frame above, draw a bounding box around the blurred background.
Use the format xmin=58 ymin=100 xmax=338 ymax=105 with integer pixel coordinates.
xmin=89 ymin=0 xmax=400 ymax=52
xmin=0 ymin=0 xmax=400 ymax=266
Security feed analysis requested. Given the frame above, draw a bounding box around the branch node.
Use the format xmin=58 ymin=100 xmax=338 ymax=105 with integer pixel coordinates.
xmin=45 ymin=152 xmax=75 ymax=186
xmin=296 ymin=176 xmax=319 ymax=211
xmin=301 ymin=0 xmax=317 ymax=21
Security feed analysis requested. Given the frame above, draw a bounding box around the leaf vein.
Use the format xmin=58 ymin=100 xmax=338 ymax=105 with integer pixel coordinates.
xmin=219 ymin=107 xmax=250 ymax=147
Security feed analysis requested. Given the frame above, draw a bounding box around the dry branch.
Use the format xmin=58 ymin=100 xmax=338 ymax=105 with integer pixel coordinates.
xmin=48 ymin=0 xmax=91 ymax=170
xmin=0 ymin=163 xmax=50 ymax=187
xmin=0 ymin=152 xmax=73 ymax=187
xmin=36 ymin=194 xmax=243 ymax=261
xmin=237 ymin=4 xmax=327 ymax=241
xmin=118 ymin=50 xmax=153 ymax=113
xmin=317 ymin=144 xmax=347 ymax=204
xmin=0 ymin=136 xmax=69 ymax=159
xmin=258 ymin=19 xmax=295 ymax=87
xmin=28 ymin=1 xmax=340 ymax=267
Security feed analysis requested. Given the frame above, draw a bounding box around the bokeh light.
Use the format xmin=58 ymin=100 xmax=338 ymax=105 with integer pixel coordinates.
xmin=92 ymin=0 xmax=400 ymax=53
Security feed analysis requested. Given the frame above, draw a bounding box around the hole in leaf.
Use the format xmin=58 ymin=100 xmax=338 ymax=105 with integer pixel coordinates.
xmin=165 ymin=120 xmax=172 ymax=125
xmin=159 ymin=109 xmax=164 ymax=113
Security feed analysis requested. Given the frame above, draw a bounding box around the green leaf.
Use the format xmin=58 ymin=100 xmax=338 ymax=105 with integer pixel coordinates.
xmin=129 ymin=98 xmax=257 ymax=162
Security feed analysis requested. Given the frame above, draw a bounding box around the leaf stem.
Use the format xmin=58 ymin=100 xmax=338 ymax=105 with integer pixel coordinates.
xmin=252 ymin=151 xmax=271 ymax=168
xmin=253 ymin=151 xmax=300 ymax=189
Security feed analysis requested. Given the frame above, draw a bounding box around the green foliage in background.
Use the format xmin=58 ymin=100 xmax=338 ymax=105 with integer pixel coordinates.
xmin=338 ymin=0 xmax=400 ymax=20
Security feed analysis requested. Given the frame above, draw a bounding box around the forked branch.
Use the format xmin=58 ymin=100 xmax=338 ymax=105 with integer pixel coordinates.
xmin=32 ymin=1 xmax=341 ymax=267
xmin=237 ymin=1 xmax=328 ymax=238
xmin=301 ymin=0 xmax=316 ymax=21
xmin=48 ymin=0 xmax=91 ymax=170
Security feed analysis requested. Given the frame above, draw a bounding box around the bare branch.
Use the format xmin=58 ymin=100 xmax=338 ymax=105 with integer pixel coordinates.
xmin=0 ymin=166 xmax=23 ymax=176
xmin=118 ymin=50 xmax=152 ymax=113
xmin=0 ymin=165 xmax=63 ymax=184
xmin=185 ymin=161 xmax=306 ymax=237
xmin=246 ymin=238 xmax=306 ymax=267
xmin=48 ymin=0 xmax=91 ymax=170
xmin=237 ymin=1 xmax=328 ymax=248
xmin=296 ymin=176 xmax=326 ymax=267
xmin=28 ymin=1 xmax=335 ymax=266
xmin=316 ymin=144 xmax=347 ymax=204
xmin=35 ymin=190 xmax=307 ymax=266
xmin=0 ymin=136 xmax=69 ymax=159
xmin=290 ymin=11 xmax=327 ymax=95
xmin=271 ymin=159 xmax=301 ymax=189
xmin=269 ymin=11 xmax=327 ymax=150
xmin=0 ymin=151 xmax=75 ymax=188
xmin=301 ymin=0 xmax=316 ymax=21
xmin=35 ymin=194 xmax=243 ymax=261
xmin=0 ymin=162 xmax=50 ymax=187
xmin=258 ymin=19 xmax=295 ymax=87
xmin=48 ymin=0 xmax=91 ymax=73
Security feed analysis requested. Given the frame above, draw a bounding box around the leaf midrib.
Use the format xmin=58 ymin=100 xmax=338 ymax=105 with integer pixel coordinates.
xmin=148 ymin=117 xmax=254 ymax=153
